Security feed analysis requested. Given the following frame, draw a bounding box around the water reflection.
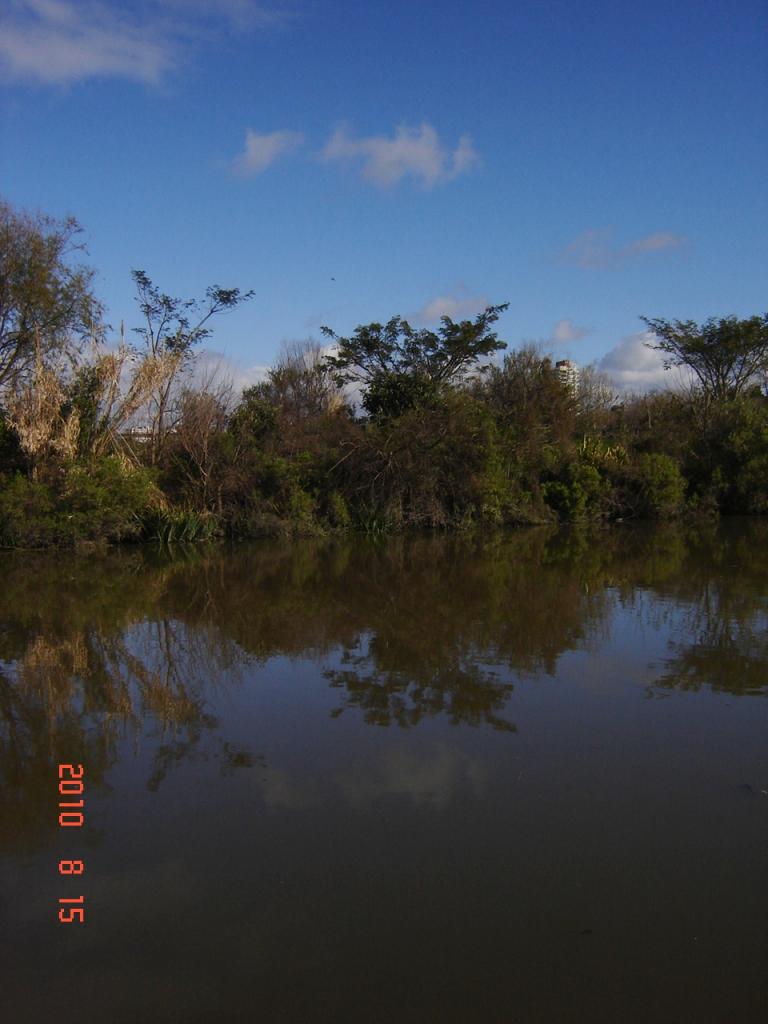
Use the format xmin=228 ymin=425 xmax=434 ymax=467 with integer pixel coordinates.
xmin=2 ymin=521 xmax=768 ymax=1023
xmin=1 ymin=520 xmax=767 ymax=852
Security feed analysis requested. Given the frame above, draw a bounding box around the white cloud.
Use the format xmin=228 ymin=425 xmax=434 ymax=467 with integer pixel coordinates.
xmin=321 ymin=122 xmax=480 ymax=188
xmin=0 ymin=1 xmax=171 ymax=84
xmin=623 ymin=231 xmax=686 ymax=255
xmin=599 ymin=331 xmax=693 ymax=393
xmin=230 ymin=128 xmax=304 ymax=176
xmin=412 ymin=288 xmax=489 ymax=323
xmin=551 ymin=317 xmax=589 ymax=343
xmin=450 ymin=134 xmax=479 ymax=178
xmin=0 ymin=0 xmax=287 ymax=85
xmin=561 ymin=227 xmax=686 ymax=269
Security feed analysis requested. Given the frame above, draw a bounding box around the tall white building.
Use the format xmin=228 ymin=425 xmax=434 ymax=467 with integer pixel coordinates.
xmin=556 ymin=359 xmax=580 ymax=392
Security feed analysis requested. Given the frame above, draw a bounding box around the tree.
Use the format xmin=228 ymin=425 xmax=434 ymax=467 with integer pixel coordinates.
xmin=130 ymin=270 xmax=254 ymax=461
xmin=321 ymin=304 xmax=509 ymax=418
xmin=255 ymin=340 xmax=345 ymax=424
xmin=477 ymin=344 xmax=576 ymax=445
xmin=173 ymin=385 xmax=232 ymax=511
xmin=641 ymin=313 xmax=768 ymax=402
xmin=0 ymin=198 xmax=103 ymax=390
xmin=575 ymin=363 xmax=616 ymax=434
xmin=228 ymin=386 xmax=277 ymax=445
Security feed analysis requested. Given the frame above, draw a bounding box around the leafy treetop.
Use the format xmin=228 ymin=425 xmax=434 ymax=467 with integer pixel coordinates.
xmin=0 ymin=198 xmax=103 ymax=389
xmin=642 ymin=313 xmax=768 ymax=401
xmin=321 ymin=304 xmax=509 ymax=387
xmin=131 ymin=269 xmax=255 ymax=358
xmin=320 ymin=303 xmax=509 ymax=418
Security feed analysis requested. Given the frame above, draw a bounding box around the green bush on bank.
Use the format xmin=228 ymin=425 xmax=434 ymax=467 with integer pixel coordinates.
xmin=147 ymin=508 xmax=220 ymax=544
xmin=634 ymin=453 xmax=687 ymax=518
xmin=542 ymin=461 xmax=607 ymax=521
xmin=0 ymin=475 xmax=60 ymax=547
xmin=0 ymin=458 xmax=158 ymax=547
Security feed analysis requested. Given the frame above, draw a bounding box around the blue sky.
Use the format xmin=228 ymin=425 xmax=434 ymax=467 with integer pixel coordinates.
xmin=1 ymin=0 xmax=766 ymax=391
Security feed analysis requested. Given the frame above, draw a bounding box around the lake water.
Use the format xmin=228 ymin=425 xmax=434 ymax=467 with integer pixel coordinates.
xmin=1 ymin=521 xmax=767 ymax=1023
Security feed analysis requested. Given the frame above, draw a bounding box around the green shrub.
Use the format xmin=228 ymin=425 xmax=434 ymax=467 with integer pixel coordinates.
xmin=287 ymin=485 xmax=320 ymax=533
xmin=733 ymin=454 xmax=768 ymax=514
xmin=635 ymin=453 xmax=686 ymax=518
xmin=542 ymin=462 xmax=606 ymax=520
xmin=148 ymin=508 xmax=219 ymax=544
xmin=0 ymin=475 xmax=60 ymax=547
xmin=62 ymin=458 xmax=158 ymax=541
xmin=0 ymin=458 xmax=159 ymax=547
xmin=327 ymin=491 xmax=352 ymax=529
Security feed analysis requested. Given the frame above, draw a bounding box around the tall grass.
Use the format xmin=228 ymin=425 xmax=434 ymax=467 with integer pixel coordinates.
xmin=150 ymin=509 xmax=219 ymax=545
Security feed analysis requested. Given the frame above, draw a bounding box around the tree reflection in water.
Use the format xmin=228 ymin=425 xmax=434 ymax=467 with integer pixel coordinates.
xmin=1 ymin=518 xmax=767 ymax=852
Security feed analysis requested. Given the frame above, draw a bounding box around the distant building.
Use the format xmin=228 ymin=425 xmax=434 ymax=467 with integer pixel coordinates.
xmin=556 ymin=359 xmax=580 ymax=392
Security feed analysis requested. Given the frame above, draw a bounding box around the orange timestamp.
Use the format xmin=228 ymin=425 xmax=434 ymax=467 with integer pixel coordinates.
xmin=57 ymin=763 xmax=85 ymax=924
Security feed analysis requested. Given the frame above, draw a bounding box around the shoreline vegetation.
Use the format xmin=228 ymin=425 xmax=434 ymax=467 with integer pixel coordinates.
xmin=1 ymin=197 xmax=768 ymax=550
